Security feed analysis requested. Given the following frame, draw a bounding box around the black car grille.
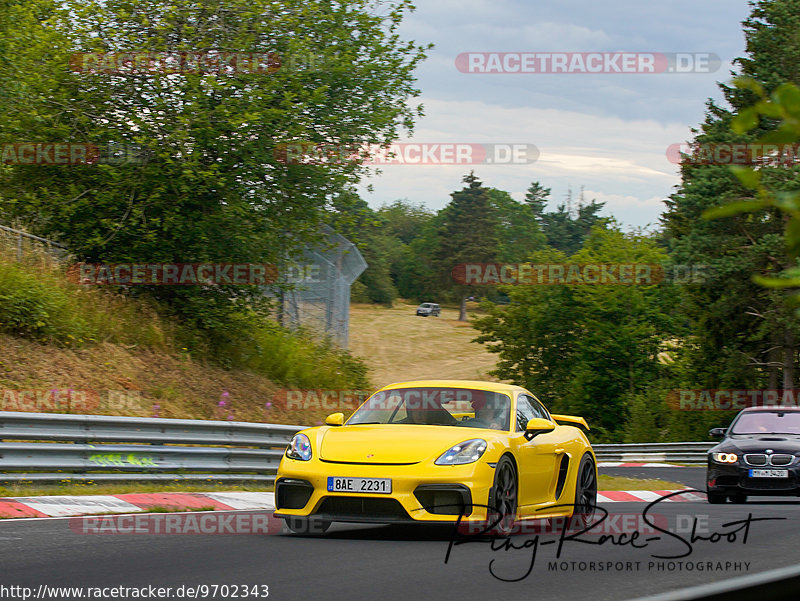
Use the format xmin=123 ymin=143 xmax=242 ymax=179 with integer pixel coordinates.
xmin=317 ymin=496 xmax=410 ymax=520
xmin=744 ymin=454 xmax=767 ymax=466
xmin=413 ymin=485 xmax=472 ymax=516
xmin=770 ymin=454 xmax=794 ymax=466
xmin=275 ymin=479 xmax=314 ymax=510
xmin=744 ymin=453 xmax=795 ymax=466
xmin=742 ymin=476 xmax=797 ymax=491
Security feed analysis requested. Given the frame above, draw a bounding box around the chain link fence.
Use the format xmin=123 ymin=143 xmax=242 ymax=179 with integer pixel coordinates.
xmin=271 ymin=226 xmax=366 ymax=347
xmin=0 ymin=224 xmax=69 ymax=266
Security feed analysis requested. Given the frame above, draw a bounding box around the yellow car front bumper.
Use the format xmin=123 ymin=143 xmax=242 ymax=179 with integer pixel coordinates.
xmin=274 ymin=457 xmax=498 ymax=524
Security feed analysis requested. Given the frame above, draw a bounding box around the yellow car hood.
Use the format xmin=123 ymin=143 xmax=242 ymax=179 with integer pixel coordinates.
xmin=319 ymin=425 xmax=483 ymax=464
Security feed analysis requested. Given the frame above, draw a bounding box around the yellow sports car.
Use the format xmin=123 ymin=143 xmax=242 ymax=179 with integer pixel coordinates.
xmin=274 ymin=380 xmax=596 ymax=534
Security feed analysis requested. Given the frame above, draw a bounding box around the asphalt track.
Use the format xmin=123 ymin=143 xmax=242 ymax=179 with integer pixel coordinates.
xmin=2 ymin=493 xmax=799 ymax=601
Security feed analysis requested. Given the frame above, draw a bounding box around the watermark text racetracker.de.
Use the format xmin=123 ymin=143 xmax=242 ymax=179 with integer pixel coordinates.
xmin=69 ymin=51 xmax=280 ymax=75
xmin=0 ymin=584 xmax=270 ymax=600
xmin=1 ymin=389 xmax=99 ymax=413
xmin=69 ymin=511 xmax=330 ymax=536
xmin=451 ymin=263 xmax=715 ymax=286
xmin=271 ymin=389 xmax=373 ymax=412
xmin=455 ymin=52 xmax=720 ymax=74
xmin=68 ymin=263 xmax=279 ymax=285
xmin=666 ymin=142 xmax=800 ymax=166
xmin=274 ymin=142 xmax=538 ymax=165
xmin=668 ymin=389 xmax=800 ymax=411
xmin=1 ymin=143 xmax=149 ymax=166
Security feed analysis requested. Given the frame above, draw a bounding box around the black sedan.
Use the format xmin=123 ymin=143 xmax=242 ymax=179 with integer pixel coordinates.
xmin=706 ymin=406 xmax=800 ymax=503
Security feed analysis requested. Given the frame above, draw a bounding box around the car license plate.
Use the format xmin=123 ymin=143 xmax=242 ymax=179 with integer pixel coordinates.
xmin=327 ymin=477 xmax=392 ymax=494
xmin=749 ymin=469 xmax=789 ymax=478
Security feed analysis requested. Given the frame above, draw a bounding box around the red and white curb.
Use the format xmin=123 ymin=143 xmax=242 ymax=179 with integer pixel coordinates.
xmin=598 ymin=462 xmax=688 ymax=468
xmin=0 ymin=492 xmax=275 ymax=518
xmin=597 ymin=490 xmax=704 ymax=503
xmin=0 ymin=488 xmax=706 ymax=520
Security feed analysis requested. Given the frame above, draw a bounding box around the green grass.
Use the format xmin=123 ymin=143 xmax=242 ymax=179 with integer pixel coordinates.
xmin=0 ymin=249 xmax=171 ymax=348
xmin=0 ymin=238 xmax=369 ymax=409
xmin=598 ymin=475 xmax=687 ymax=491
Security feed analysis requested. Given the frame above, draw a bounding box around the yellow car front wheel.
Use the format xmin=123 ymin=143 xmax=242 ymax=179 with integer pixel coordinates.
xmin=487 ymin=455 xmax=517 ymax=535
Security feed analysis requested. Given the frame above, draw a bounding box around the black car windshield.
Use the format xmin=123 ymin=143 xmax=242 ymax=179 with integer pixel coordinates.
xmin=347 ymin=387 xmax=511 ymax=431
xmin=730 ymin=411 xmax=800 ymax=434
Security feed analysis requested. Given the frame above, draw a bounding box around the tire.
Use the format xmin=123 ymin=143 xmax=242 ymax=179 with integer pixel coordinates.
xmin=729 ymin=492 xmax=747 ymax=504
xmin=573 ymin=453 xmax=597 ymax=527
xmin=283 ymin=516 xmax=332 ymax=535
xmin=488 ymin=456 xmax=518 ymax=535
xmin=707 ymin=492 xmax=727 ymax=504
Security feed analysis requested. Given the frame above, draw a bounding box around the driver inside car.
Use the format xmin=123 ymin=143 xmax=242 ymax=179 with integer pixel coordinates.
xmin=463 ymin=395 xmax=509 ymax=430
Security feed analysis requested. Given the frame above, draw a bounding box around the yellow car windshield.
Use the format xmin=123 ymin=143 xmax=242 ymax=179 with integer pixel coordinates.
xmin=347 ymin=387 xmax=511 ymax=430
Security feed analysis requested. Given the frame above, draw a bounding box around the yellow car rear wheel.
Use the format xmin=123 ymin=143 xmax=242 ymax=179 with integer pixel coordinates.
xmin=573 ymin=453 xmax=597 ymax=527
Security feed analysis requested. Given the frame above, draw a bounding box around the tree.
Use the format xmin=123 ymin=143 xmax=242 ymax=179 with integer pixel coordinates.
xmin=662 ymin=0 xmax=800 ymax=392
xmin=486 ymin=188 xmax=546 ymax=263
xmin=0 ymin=0 xmax=430 ymax=344
xmin=473 ymin=225 xmax=680 ymax=441
xmin=326 ymin=190 xmax=398 ymax=306
xmin=524 ymin=181 xmax=551 ymax=219
xmin=539 ymin=198 xmax=607 ymax=256
xmin=433 ymin=172 xmax=500 ymax=320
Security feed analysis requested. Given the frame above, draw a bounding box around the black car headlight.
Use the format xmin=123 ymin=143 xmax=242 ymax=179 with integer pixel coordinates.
xmin=711 ymin=452 xmax=738 ymax=464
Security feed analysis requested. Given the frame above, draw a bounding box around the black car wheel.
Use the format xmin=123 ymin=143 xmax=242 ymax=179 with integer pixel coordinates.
xmin=729 ymin=492 xmax=747 ymax=504
xmin=573 ymin=453 xmax=597 ymax=527
xmin=283 ymin=517 xmax=331 ymax=535
xmin=707 ymin=491 xmax=727 ymax=504
xmin=488 ymin=456 xmax=517 ymax=535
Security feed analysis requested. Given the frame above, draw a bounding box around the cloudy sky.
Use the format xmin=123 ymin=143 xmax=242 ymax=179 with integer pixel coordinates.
xmin=356 ymin=0 xmax=755 ymax=228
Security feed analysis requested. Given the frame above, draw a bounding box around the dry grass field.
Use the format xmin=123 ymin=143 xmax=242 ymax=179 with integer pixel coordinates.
xmin=348 ymin=302 xmax=503 ymax=387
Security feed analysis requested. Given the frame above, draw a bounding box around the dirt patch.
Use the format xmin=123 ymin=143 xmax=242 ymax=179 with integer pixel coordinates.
xmin=348 ymin=302 xmax=501 ymax=385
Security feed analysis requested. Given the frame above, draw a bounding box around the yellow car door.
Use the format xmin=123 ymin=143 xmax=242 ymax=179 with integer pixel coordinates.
xmin=513 ymin=394 xmax=565 ymax=511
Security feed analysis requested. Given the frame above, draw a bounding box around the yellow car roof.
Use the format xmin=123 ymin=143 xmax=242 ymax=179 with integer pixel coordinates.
xmin=377 ymin=380 xmax=526 ymax=395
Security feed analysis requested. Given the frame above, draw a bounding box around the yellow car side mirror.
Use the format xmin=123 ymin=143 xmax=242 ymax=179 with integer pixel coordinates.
xmin=325 ymin=412 xmax=345 ymax=426
xmin=525 ymin=417 xmax=555 ymax=440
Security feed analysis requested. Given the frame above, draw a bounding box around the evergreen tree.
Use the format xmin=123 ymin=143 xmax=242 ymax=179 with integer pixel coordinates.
xmin=433 ymin=172 xmax=500 ymax=320
xmin=524 ymin=181 xmax=551 ymax=218
xmin=662 ymin=0 xmax=800 ymax=391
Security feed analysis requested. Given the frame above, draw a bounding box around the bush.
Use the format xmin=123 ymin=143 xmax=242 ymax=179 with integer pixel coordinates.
xmin=0 ymin=252 xmax=170 ymax=347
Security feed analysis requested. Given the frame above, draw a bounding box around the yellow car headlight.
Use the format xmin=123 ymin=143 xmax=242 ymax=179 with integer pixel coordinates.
xmin=435 ymin=439 xmax=487 ymax=465
xmin=711 ymin=452 xmax=738 ymax=464
xmin=286 ymin=433 xmax=312 ymax=461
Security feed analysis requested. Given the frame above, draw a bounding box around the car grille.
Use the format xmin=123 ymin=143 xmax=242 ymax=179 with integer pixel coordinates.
xmin=744 ymin=454 xmax=795 ymax=466
xmin=317 ymin=496 xmax=410 ymax=520
xmin=742 ymin=477 xmax=797 ymax=491
xmin=413 ymin=485 xmax=472 ymax=516
xmin=770 ymin=454 xmax=794 ymax=466
xmin=276 ymin=479 xmax=314 ymax=510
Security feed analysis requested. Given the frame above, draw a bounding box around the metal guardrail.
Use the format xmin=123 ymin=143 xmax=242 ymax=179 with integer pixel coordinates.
xmin=592 ymin=442 xmax=714 ymax=465
xmin=0 ymin=411 xmax=714 ymax=482
xmin=0 ymin=412 xmax=303 ymax=483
